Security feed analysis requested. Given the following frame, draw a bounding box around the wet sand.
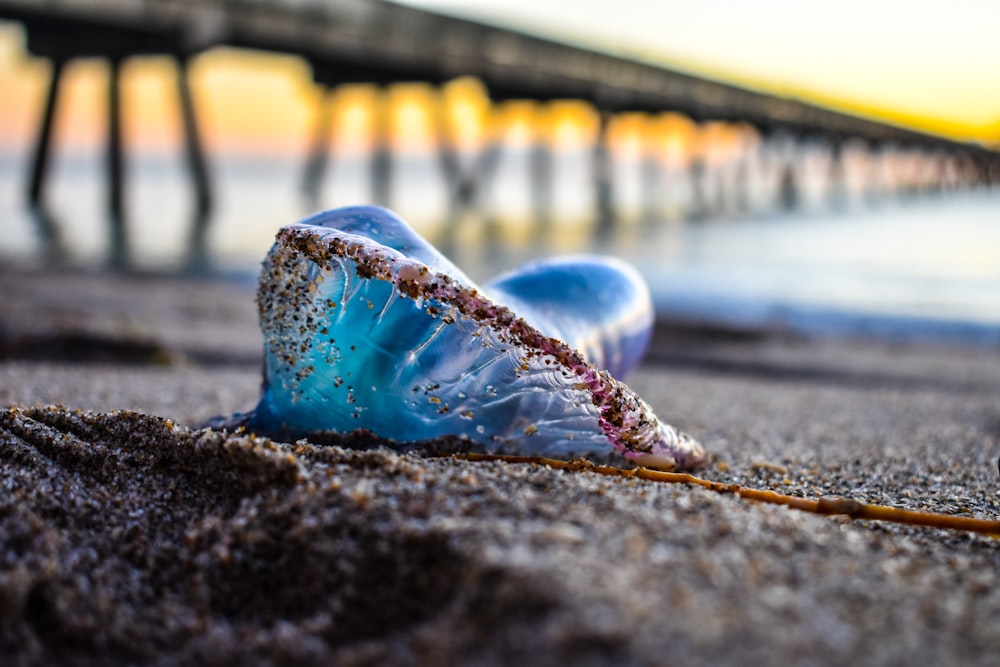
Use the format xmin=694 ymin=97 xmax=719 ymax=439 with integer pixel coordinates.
xmin=2 ymin=267 xmax=1000 ymax=665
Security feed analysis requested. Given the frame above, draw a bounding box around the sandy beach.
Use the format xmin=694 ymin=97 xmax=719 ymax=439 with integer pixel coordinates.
xmin=2 ymin=266 xmax=999 ymax=665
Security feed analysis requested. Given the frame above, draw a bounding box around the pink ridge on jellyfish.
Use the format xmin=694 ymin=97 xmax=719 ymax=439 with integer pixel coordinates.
xmin=218 ymin=206 xmax=705 ymax=470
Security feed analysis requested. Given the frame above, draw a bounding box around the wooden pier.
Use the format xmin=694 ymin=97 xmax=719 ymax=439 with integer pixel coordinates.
xmin=2 ymin=0 xmax=998 ymax=265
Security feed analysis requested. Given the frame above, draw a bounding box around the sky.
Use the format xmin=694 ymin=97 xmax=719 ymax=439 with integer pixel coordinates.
xmin=1 ymin=1 xmax=999 ymax=155
xmin=401 ymin=0 xmax=1000 ymax=144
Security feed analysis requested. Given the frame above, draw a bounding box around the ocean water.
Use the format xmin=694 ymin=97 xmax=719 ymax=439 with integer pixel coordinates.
xmin=3 ymin=150 xmax=999 ymax=344
xmin=627 ymin=193 xmax=1000 ymax=344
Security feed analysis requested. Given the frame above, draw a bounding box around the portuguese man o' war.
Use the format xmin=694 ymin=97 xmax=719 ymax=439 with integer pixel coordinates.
xmin=220 ymin=206 xmax=705 ymax=470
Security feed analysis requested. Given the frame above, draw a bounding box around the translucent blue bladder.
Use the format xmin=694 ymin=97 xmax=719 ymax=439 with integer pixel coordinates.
xmin=226 ymin=206 xmax=704 ymax=470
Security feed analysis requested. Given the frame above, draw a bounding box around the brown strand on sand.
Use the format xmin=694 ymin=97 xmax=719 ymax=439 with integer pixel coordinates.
xmin=457 ymin=453 xmax=1000 ymax=538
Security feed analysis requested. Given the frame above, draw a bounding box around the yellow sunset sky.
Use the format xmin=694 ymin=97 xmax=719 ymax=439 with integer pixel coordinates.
xmin=1 ymin=0 xmax=998 ymax=156
xmin=404 ymin=0 xmax=1000 ymax=144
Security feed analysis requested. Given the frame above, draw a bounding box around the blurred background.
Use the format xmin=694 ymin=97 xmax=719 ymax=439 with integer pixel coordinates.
xmin=2 ymin=0 xmax=1000 ymax=343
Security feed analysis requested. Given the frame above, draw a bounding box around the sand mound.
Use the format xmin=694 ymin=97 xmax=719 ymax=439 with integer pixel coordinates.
xmin=3 ymin=406 xmax=1000 ymax=665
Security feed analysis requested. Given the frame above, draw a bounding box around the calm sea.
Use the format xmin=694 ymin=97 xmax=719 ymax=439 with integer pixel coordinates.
xmin=3 ymin=151 xmax=1000 ymax=345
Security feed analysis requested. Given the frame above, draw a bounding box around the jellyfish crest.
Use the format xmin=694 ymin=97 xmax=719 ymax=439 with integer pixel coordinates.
xmin=245 ymin=206 xmax=705 ymax=470
xmin=302 ymin=206 xmax=476 ymax=286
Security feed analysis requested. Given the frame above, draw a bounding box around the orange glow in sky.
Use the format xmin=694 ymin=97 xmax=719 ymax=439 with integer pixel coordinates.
xmin=544 ymin=101 xmax=599 ymax=149
xmin=191 ymin=48 xmax=318 ymax=155
xmin=648 ymin=113 xmax=700 ymax=167
xmin=489 ymin=101 xmax=539 ymax=148
xmin=327 ymin=85 xmax=378 ymax=154
xmin=0 ymin=33 xmax=322 ymax=155
xmin=441 ymin=77 xmax=491 ymax=150
xmin=2 ymin=2 xmax=999 ymax=160
xmin=385 ymin=84 xmax=440 ymax=153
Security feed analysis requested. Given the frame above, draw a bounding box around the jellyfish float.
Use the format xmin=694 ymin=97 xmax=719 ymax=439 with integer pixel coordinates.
xmin=218 ymin=206 xmax=704 ymax=470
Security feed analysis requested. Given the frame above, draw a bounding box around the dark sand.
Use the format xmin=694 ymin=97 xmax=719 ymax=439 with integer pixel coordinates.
xmin=2 ymin=267 xmax=1000 ymax=666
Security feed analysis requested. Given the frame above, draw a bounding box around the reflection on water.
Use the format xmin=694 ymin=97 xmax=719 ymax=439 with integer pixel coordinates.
xmin=3 ymin=150 xmax=1000 ymax=343
xmin=625 ymin=196 xmax=1000 ymax=342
